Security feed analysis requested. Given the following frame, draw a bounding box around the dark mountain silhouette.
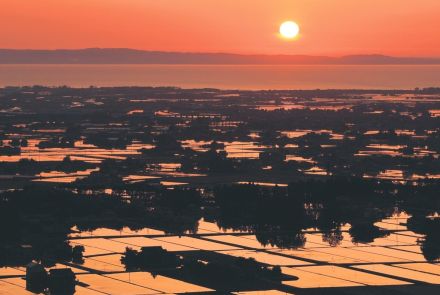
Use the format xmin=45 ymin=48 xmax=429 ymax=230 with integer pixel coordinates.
xmin=0 ymin=48 xmax=439 ymax=64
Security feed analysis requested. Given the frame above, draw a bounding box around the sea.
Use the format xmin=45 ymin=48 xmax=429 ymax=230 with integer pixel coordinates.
xmin=0 ymin=64 xmax=439 ymax=90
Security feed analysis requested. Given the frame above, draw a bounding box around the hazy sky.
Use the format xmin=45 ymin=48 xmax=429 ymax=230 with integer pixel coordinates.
xmin=1 ymin=0 xmax=440 ymax=56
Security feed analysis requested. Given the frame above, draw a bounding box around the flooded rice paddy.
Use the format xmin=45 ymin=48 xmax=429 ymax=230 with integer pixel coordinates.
xmin=2 ymin=215 xmax=439 ymax=294
xmin=1 ymin=87 xmax=439 ymax=294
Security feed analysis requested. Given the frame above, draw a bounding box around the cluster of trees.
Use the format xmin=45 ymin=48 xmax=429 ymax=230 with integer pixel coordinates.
xmin=120 ymin=245 xmax=285 ymax=291
xmin=180 ymin=256 xmax=283 ymax=289
xmin=0 ymin=176 xmax=439 ymax=270
xmin=0 ymin=185 xmax=203 ymax=267
xmin=26 ymin=263 xmax=77 ymax=295
xmin=0 ymin=156 xmax=96 ymax=176
xmin=213 ymin=178 xmax=440 ymax=261
xmin=121 ymin=246 xmax=180 ymax=271
xmin=0 ymin=138 xmax=24 ymax=155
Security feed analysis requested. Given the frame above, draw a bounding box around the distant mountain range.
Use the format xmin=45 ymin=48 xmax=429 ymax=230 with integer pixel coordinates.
xmin=1 ymin=48 xmax=439 ymax=65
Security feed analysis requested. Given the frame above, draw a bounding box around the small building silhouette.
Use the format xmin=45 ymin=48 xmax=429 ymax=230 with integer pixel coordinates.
xmin=48 ymin=268 xmax=76 ymax=294
xmin=26 ymin=262 xmax=48 ymax=293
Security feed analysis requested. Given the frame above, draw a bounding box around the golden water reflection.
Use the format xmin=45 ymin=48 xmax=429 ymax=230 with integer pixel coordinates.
xmin=2 ymin=215 xmax=440 ymax=293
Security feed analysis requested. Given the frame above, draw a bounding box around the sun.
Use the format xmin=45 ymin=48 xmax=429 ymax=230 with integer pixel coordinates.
xmin=279 ymin=21 xmax=300 ymax=39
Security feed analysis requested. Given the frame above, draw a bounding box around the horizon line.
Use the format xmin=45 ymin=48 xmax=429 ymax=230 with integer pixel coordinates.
xmin=1 ymin=48 xmax=440 ymax=59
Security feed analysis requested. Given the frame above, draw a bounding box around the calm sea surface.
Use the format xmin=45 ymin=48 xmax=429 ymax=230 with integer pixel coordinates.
xmin=1 ymin=64 xmax=439 ymax=89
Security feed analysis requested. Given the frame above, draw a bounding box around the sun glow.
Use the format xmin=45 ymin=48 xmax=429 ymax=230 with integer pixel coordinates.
xmin=279 ymin=21 xmax=300 ymax=39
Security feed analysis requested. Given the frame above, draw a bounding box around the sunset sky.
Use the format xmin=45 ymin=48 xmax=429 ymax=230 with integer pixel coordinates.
xmin=1 ymin=0 xmax=440 ymax=56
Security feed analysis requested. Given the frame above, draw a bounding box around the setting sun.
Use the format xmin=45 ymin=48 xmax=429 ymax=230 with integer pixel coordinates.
xmin=279 ymin=21 xmax=300 ymax=39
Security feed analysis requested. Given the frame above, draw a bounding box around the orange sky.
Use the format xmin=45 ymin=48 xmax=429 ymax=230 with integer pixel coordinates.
xmin=1 ymin=0 xmax=440 ymax=56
